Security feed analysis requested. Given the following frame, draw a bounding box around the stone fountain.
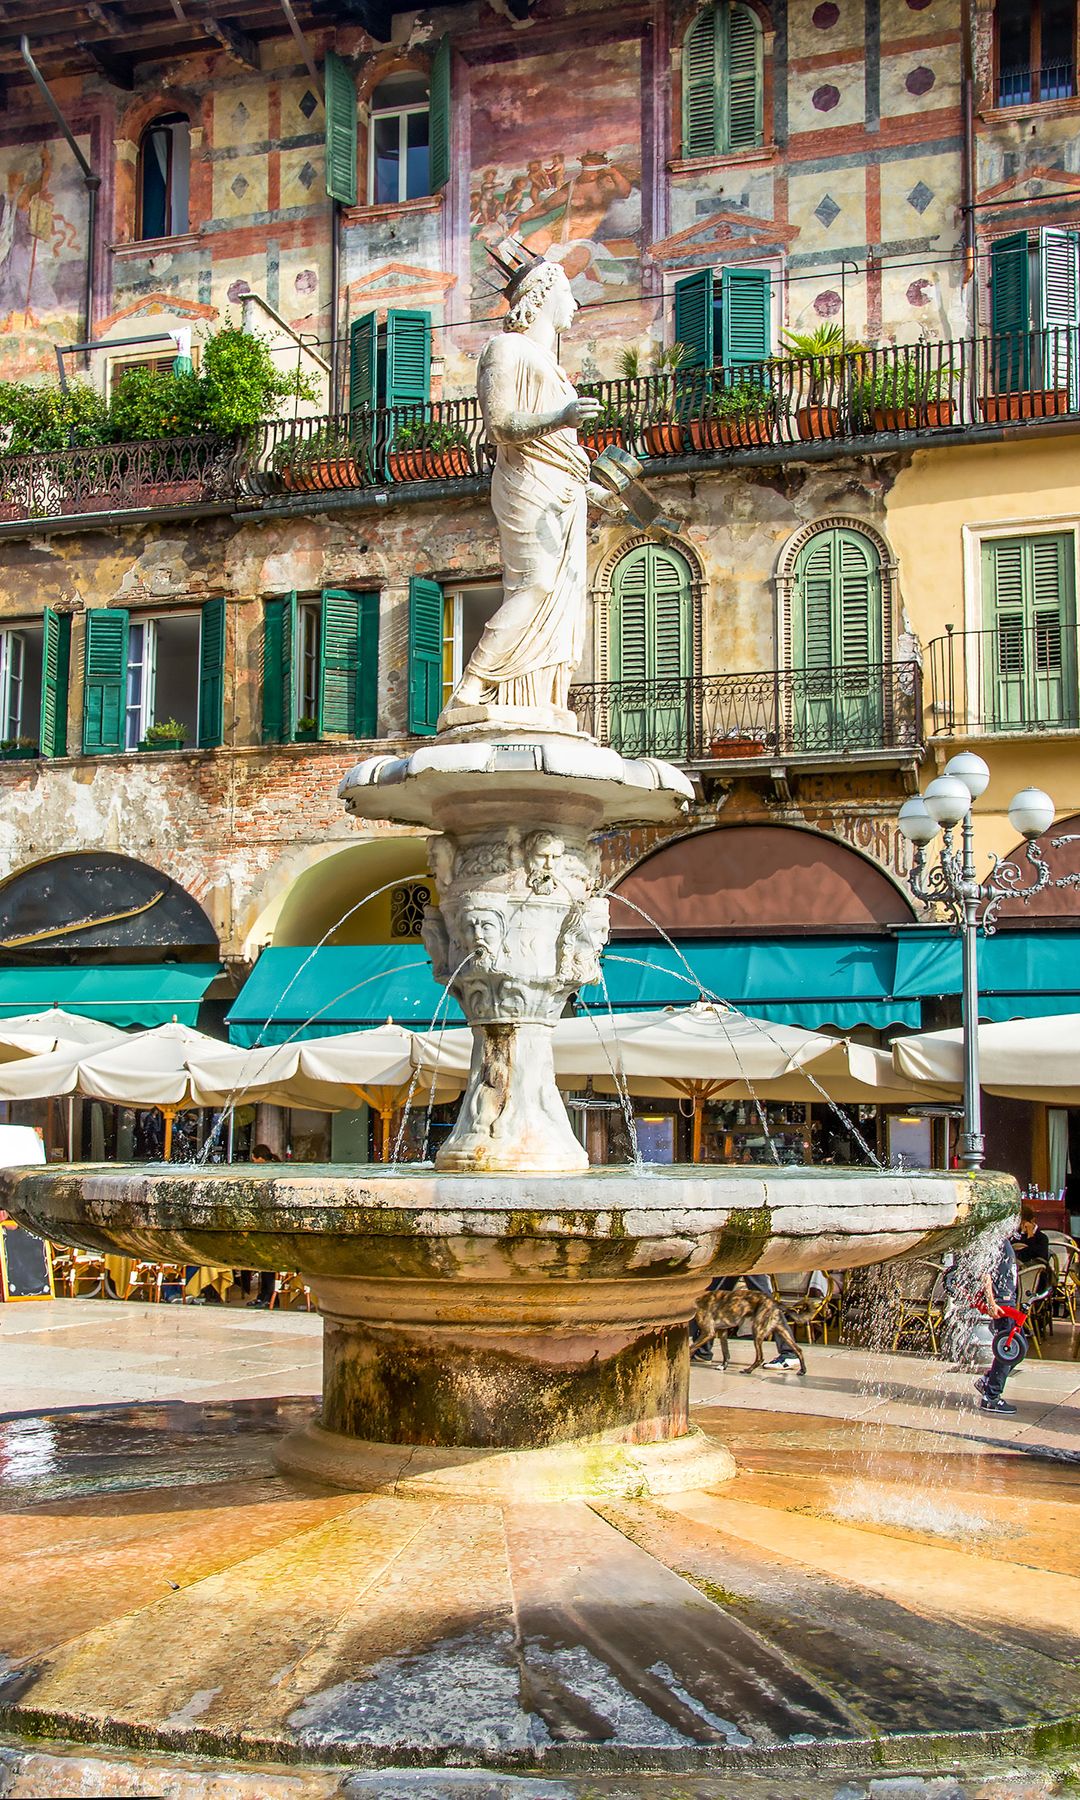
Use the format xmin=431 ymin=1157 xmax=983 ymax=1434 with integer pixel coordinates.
xmin=0 ymin=245 xmax=1031 ymax=1787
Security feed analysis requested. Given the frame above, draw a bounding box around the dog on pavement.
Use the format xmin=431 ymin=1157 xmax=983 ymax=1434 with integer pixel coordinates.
xmin=692 ymin=1283 xmax=809 ymax=1375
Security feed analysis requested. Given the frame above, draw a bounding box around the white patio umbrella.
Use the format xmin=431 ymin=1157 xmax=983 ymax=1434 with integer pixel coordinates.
xmin=186 ymin=1024 xmax=467 ymax=1159
xmin=0 ymin=1006 xmax=127 ymax=1062
xmin=894 ymin=1015 xmax=1080 ymax=1102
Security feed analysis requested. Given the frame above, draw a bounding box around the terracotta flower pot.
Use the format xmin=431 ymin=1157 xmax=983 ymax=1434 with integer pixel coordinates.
xmin=980 ymin=389 xmax=1069 ymax=423
xmin=579 ymin=427 xmax=624 ymax=460
xmin=689 ymin=418 xmax=724 ymax=451
xmin=641 ymin=421 xmax=684 ymax=456
xmin=280 ymin=457 xmax=361 ymax=492
xmin=717 ymin=416 xmax=774 ymax=448
xmin=795 ymin=406 xmax=841 ymax=440
xmin=709 ymin=737 xmax=767 ymax=758
xmin=387 ymin=446 xmax=471 ymax=482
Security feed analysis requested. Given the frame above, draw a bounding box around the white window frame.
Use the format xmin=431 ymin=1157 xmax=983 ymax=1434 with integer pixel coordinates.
xmin=124 ymin=611 xmax=201 ymax=750
xmin=0 ymin=628 xmax=27 ymax=739
xmin=958 ymin=516 xmax=1080 ymax=733
xmin=367 ymin=96 xmax=430 ymax=206
xmin=441 ymin=581 xmax=501 ymax=707
xmin=296 ymin=600 xmax=321 ymax=725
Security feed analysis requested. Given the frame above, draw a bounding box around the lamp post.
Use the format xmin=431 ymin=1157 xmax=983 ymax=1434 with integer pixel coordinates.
xmin=896 ymin=753 xmax=1055 ymax=1172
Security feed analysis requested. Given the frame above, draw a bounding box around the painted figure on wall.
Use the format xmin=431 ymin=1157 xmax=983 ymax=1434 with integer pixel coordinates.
xmin=0 ymin=142 xmax=85 ymax=361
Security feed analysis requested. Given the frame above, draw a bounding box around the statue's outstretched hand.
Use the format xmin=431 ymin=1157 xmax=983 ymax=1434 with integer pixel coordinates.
xmin=559 ymin=395 xmax=602 ymax=429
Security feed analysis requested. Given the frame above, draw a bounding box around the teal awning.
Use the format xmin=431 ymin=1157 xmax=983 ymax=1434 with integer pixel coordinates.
xmin=227 ymin=946 xmax=464 ymax=1045
xmin=893 ymin=927 xmax=1080 ymax=1021
xmin=0 ymin=963 xmax=222 ymax=1028
xmin=584 ymin=937 xmax=920 ymax=1030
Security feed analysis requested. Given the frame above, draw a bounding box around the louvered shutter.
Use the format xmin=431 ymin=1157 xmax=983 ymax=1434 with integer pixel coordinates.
xmin=82 ymin=609 xmax=129 ymax=756
xmin=674 ymin=269 xmax=715 ymax=369
xmin=386 ymin=311 xmax=431 ymax=408
xmin=349 ymin=312 xmax=377 ymax=413
xmin=1039 ymin=227 xmax=1079 ymax=399
xmin=611 ymin=546 xmax=692 ymax=757
xmin=319 ymin=589 xmax=377 ymax=737
xmin=720 ymin=265 xmax=771 ymax=368
xmin=40 ymin=607 xmax=70 ymax=759
xmin=262 ymin=593 xmax=296 ymax=744
xmin=684 ymin=7 xmax=720 ymax=156
xmin=429 ymin=34 xmax=451 ymax=192
xmin=795 ymin=537 xmax=835 ymax=669
xmin=198 ymin=596 xmax=225 ymax=749
xmin=324 ymin=51 xmax=357 ymax=206
xmin=984 ymin=533 xmax=1077 ymax=728
xmin=990 ymin=232 xmax=1031 ymax=393
xmin=408 ymin=576 xmax=443 ymax=735
xmin=727 ymin=4 xmax=762 ymax=149
xmin=793 ymin=529 xmax=882 ymax=751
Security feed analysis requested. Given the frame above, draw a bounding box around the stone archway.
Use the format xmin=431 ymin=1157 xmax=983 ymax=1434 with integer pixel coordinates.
xmin=0 ymin=851 xmax=218 ymax=959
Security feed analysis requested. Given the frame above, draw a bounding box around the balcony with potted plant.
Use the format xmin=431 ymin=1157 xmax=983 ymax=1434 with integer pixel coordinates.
xmin=386 ymin=417 xmax=474 ymax=482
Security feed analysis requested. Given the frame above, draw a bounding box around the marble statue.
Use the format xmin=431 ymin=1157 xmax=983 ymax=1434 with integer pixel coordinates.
xmin=437 ymin=253 xmax=610 ymax=735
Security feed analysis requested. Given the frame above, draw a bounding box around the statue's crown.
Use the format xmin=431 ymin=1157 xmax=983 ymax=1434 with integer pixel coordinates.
xmin=486 ymin=237 xmax=546 ymax=306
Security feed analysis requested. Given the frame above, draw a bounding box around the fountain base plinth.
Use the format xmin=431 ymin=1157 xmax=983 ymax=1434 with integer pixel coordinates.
xmin=276 ymin=1419 xmax=736 ymax=1499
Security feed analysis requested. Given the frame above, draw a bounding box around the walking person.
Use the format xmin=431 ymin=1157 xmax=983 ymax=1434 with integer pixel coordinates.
xmin=975 ymin=1235 xmax=1021 ymax=1415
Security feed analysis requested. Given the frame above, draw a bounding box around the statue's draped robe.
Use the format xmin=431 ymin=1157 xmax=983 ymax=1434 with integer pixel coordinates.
xmin=462 ymin=333 xmax=591 ymax=713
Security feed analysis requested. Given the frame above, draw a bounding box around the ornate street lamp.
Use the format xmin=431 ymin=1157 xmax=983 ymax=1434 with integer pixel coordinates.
xmin=896 ymin=753 xmax=1055 ymax=1172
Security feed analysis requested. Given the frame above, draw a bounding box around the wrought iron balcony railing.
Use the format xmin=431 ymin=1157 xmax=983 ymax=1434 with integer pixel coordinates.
xmin=929 ymin=622 xmax=1080 ymax=737
xmin=0 ymin=434 xmax=243 ymax=525
xmin=245 ymin=329 xmax=1080 ymax=502
xmin=568 ymin=661 xmax=923 ymax=763
xmin=0 ymin=329 xmax=1078 ymax=530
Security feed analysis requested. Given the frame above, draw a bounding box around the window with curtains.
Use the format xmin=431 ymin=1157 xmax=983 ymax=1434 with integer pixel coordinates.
xmin=789 ymin=526 xmax=885 ymax=752
xmin=981 ymin=532 xmax=1078 ymax=729
xmin=262 ymin=590 xmax=378 ymax=744
xmin=607 ymin=543 xmax=695 ymax=759
xmin=82 ymin=601 xmax=224 ymax=755
xmin=137 ymin=114 xmax=190 ymax=240
xmin=682 ymin=2 xmax=764 ymax=158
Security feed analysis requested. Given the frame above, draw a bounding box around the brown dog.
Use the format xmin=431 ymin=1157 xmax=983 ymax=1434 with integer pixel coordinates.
xmin=692 ymin=1284 xmax=808 ymax=1375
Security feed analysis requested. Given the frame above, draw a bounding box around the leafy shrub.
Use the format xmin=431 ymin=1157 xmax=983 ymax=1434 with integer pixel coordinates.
xmin=0 ymin=381 xmax=108 ymax=453
xmin=393 ymin=418 xmax=470 ymax=453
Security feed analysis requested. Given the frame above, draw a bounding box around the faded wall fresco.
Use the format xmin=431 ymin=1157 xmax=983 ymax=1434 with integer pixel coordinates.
xmin=0 ymin=138 xmax=88 ymax=371
xmin=468 ymin=39 xmax=642 ymax=315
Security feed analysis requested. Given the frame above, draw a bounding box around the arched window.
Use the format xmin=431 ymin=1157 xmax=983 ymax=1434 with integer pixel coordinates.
xmin=789 ymin=525 xmax=885 ymax=750
xmin=137 ymin=113 xmax=190 ymax=240
xmin=683 ymin=3 xmax=763 ymax=158
xmin=609 ymin=543 xmax=695 ymax=757
xmin=369 ymin=73 xmax=431 ymax=205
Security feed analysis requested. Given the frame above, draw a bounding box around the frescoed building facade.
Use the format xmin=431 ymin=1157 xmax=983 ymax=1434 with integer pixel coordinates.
xmin=0 ymin=0 xmax=1077 ymax=1184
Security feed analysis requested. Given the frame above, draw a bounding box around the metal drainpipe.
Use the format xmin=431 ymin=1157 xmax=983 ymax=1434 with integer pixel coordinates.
xmin=21 ymin=37 xmax=101 ymax=361
xmin=330 ymin=197 xmax=341 ymax=409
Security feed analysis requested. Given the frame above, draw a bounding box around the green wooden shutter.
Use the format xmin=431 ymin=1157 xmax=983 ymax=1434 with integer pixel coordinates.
xmin=82 ymin=608 xmax=129 ymax=756
xmin=429 ymin=34 xmax=451 ymax=192
xmin=983 ymin=533 xmax=1077 ymax=728
xmin=386 ymin=310 xmax=431 ymax=407
xmin=349 ymin=312 xmax=377 ymax=413
xmin=1039 ymin=226 xmax=1079 ymax=399
xmin=991 ymin=231 xmax=1031 ymax=392
xmin=684 ymin=7 xmax=720 ymax=156
xmin=792 ymin=529 xmax=882 ymax=750
xmin=198 ymin=596 xmax=225 ymax=749
xmin=319 ymin=588 xmax=377 ymax=737
xmin=674 ymin=269 xmax=715 ymax=369
xmin=40 ymin=607 xmax=70 ymax=759
xmin=262 ymin=593 xmax=296 ymax=744
xmin=720 ymin=265 xmax=771 ymax=368
xmin=727 ymin=3 xmax=763 ymax=149
xmin=610 ymin=546 xmax=692 ymax=757
xmin=408 ymin=576 xmax=443 ymax=735
xmin=324 ymin=50 xmax=357 ymax=206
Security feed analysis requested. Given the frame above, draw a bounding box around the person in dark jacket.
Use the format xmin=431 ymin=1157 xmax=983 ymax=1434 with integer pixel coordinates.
xmin=1015 ymin=1204 xmax=1051 ymax=1270
xmin=975 ymin=1236 xmax=1021 ymax=1415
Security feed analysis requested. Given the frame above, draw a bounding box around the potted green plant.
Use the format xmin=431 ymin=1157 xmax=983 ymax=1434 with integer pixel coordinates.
xmin=631 ymin=342 xmax=688 ymax=457
xmin=295 ymin=715 xmax=319 ymax=743
xmin=387 ymin=418 xmax=472 ymax=482
xmin=692 ymin=380 xmax=776 ymax=450
xmin=273 ymin=427 xmax=363 ymax=493
xmin=139 ymin=717 xmax=187 ymax=752
xmin=980 ymin=382 xmax=1069 ymax=423
xmin=577 ymin=396 xmax=629 ymax=459
xmin=853 ymin=362 xmax=956 ymax=432
xmin=0 ymin=735 xmax=39 ymax=760
xmin=775 ymin=325 xmax=867 ymax=440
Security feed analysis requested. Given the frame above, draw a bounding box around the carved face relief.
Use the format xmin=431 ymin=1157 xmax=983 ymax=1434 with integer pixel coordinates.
xmin=464 ymin=905 xmax=506 ymax=971
xmin=524 ymin=830 xmax=565 ymax=894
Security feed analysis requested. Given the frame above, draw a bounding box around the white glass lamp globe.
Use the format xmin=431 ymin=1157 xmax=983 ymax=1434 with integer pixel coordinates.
xmin=944 ymin=751 xmax=991 ymax=799
xmin=923 ymin=774 xmax=973 ymax=828
xmin=1007 ymin=787 xmax=1055 ymax=841
xmin=897 ymin=795 xmax=941 ymax=845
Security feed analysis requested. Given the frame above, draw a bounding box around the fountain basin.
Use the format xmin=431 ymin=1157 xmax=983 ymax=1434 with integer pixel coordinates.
xmin=0 ymin=1161 xmax=1017 ymax=1493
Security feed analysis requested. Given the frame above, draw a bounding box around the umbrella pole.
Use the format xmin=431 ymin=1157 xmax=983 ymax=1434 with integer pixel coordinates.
xmin=162 ymin=1106 xmax=175 ymax=1162
xmin=692 ymin=1094 xmax=703 ymax=1165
